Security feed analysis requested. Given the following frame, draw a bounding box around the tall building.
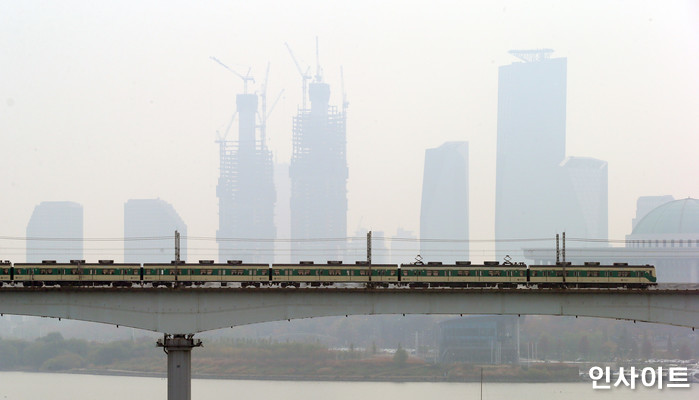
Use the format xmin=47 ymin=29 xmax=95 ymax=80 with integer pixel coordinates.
xmin=26 ymin=201 xmax=83 ymax=263
xmin=124 ymin=199 xmax=187 ymax=263
xmin=390 ymin=228 xmax=418 ymax=265
xmin=289 ymin=78 xmax=348 ymax=262
xmin=420 ymin=142 xmax=469 ymax=262
xmin=559 ymin=156 xmax=608 ymax=243
xmin=495 ymin=49 xmax=568 ymax=261
xmin=217 ymin=93 xmax=276 ymax=263
xmin=274 ymin=162 xmax=291 ymax=263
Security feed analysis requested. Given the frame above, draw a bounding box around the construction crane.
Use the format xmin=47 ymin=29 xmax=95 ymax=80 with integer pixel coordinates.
xmin=285 ymin=42 xmax=312 ymax=110
xmin=340 ymin=66 xmax=348 ymax=114
xmin=209 ymin=56 xmax=255 ymax=94
xmin=314 ymin=36 xmax=323 ymax=83
xmin=257 ymin=62 xmax=285 ymax=146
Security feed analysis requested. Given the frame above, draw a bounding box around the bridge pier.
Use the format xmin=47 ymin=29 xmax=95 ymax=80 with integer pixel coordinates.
xmin=157 ymin=334 xmax=202 ymax=400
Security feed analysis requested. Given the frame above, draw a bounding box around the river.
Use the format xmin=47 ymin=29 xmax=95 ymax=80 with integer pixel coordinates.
xmin=0 ymin=372 xmax=695 ymax=399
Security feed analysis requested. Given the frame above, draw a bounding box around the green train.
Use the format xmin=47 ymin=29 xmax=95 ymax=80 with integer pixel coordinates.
xmin=0 ymin=259 xmax=657 ymax=289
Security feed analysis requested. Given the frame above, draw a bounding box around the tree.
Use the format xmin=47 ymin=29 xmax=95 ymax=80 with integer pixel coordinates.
xmin=393 ymin=343 xmax=408 ymax=367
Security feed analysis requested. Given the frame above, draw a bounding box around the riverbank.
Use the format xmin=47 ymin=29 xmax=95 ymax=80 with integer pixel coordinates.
xmin=5 ymin=361 xmax=582 ymax=383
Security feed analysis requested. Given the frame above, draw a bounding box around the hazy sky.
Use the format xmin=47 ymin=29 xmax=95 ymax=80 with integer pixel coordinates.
xmin=1 ymin=1 xmax=697 ymax=262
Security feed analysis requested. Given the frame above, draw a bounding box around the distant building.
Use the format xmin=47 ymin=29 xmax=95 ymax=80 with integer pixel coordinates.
xmin=495 ymin=49 xmax=568 ymax=262
xmin=391 ymin=228 xmax=418 ymax=265
xmin=217 ymin=93 xmax=276 ymax=264
xmin=524 ymin=198 xmax=699 ymax=283
xmin=26 ymin=201 xmax=83 ymax=263
xmin=124 ymin=199 xmax=187 ymax=263
xmin=289 ymin=80 xmax=348 ymax=262
xmin=420 ymin=142 xmax=469 ymax=263
xmin=438 ymin=316 xmax=519 ymax=364
xmin=632 ymin=195 xmax=675 ymax=231
xmin=559 ymin=156 xmax=608 ymax=244
xmin=274 ymin=162 xmax=291 ymax=263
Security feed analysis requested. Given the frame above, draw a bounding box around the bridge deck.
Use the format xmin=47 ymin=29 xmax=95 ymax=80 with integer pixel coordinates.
xmin=1 ymin=285 xmax=697 ymax=333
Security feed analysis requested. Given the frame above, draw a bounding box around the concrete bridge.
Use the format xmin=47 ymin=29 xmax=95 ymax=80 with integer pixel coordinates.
xmin=1 ymin=286 xmax=697 ymax=332
xmin=2 ymin=286 xmax=697 ymax=400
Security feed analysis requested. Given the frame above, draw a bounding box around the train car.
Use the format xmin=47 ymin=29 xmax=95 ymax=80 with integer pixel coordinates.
xmin=177 ymin=260 xmax=270 ymax=287
xmin=400 ymin=261 xmax=527 ymax=288
xmin=13 ymin=261 xmax=73 ymax=286
xmin=365 ymin=262 xmax=400 ymax=287
xmin=84 ymin=260 xmax=141 ymax=287
xmin=143 ymin=262 xmax=185 ymax=287
xmin=0 ymin=261 xmax=11 ymax=285
xmin=272 ymin=261 xmax=372 ymax=287
xmin=528 ymin=262 xmax=657 ymax=288
xmin=13 ymin=260 xmax=140 ymax=287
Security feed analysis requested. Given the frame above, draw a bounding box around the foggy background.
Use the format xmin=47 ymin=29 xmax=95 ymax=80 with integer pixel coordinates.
xmin=1 ymin=0 xmax=698 ymax=262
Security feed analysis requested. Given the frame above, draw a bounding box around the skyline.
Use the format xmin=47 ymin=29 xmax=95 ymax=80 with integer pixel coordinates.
xmin=1 ymin=1 xmax=697 ymax=263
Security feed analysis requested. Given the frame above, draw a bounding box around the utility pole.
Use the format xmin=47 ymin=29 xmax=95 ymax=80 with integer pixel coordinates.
xmin=555 ymin=233 xmax=560 ymax=264
xmin=367 ymin=231 xmax=372 ymax=264
xmin=175 ymin=230 xmax=181 ymax=263
xmin=562 ymin=231 xmax=566 ymax=263
xmin=562 ymin=231 xmax=566 ymax=285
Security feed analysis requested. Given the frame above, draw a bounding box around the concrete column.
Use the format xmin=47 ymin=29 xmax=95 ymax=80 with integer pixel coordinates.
xmin=157 ymin=334 xmax=202 ymax=400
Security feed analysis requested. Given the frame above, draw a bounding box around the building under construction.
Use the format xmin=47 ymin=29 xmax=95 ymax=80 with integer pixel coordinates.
xmin=217 ymin=92 xmax=276 ymax=263
xmin=289 ymin=79 xmax=348 ymax=262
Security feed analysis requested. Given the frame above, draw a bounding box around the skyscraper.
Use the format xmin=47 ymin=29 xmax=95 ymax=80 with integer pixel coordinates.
xmin=124 ymin=199 xmax=187 ymax=263
xmin=559 ymin=157 xmax=608 ymax=244
xmin=289 ymin=80 xmax=348 ymax=262
xmin=26 ymin=201 xmax=83 ymax=263
xmin=495 ymin=49 xmax=567 ymax=261
xmin=420 ymin=142 xmax=469 ymax=262
xmin=217 ymin=93 xmax=276 ymax=263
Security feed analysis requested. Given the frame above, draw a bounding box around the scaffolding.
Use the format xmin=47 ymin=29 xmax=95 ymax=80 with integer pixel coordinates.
xmin=289 ymin=83 xmax=348 ymax=262
xmin=216 ymin=93 xmax=276 ymax=263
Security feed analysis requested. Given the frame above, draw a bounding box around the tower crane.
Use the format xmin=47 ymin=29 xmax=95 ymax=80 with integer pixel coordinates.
xmin=340 ymin=66 xmax=348 ymax=114
xmin=209 ymin=56 xmax=255 ymax=94
xmin=285 ymin=42 xmax=312 ymax=110
xmin=257 ymin=62 xmax=285 ymax=146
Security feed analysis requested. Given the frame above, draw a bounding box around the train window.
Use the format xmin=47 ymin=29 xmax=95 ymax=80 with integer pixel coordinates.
xmin=488 ymin=270 xmax=501 ymax=276
xmin=329 ymin=270 xmax=342 ymax=276
xmin=618 ymin=271 xmax=630 ymax=277
xmin=588 ymin=271 xmax=598 ymax=277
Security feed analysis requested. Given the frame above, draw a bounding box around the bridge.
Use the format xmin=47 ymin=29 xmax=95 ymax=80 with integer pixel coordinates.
xmin=1 ymin=286 xmax=697 ymax=399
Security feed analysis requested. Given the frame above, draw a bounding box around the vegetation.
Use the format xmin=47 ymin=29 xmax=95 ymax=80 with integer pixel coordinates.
xmin=0 ymin=334 xmax=578 ymax=382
